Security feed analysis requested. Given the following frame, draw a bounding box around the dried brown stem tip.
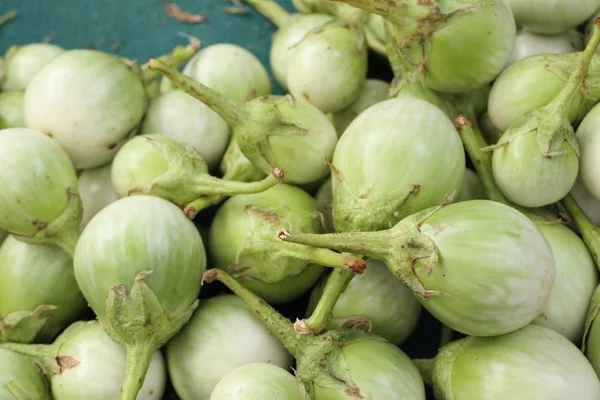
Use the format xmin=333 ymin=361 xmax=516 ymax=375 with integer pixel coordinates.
xmin=183 ymin=206 xmax=198 ymax=220
xmin=344 ymin=256 xmax=366 ymax=274
xmin=272 ymin=168 xmax=285 ymax=181
xmin=454 ymin=114 xmax=472 ymax=131
xmin=201 ymin=269 xmax=219 ymax=284
xmin=164 ymin=2 xmax=207 ymax=24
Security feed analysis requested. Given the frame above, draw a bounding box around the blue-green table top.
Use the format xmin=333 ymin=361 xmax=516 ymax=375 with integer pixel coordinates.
xmin=0 ymin=0 xmax=294 ymax=93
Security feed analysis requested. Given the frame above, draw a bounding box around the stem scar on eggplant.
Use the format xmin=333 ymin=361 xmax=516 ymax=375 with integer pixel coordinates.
xmin=56 ymin=355 xmax=80 ymax=373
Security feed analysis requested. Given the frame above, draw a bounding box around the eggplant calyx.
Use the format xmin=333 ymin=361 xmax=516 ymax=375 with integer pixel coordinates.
xmin=330 ymin=163 xmax=421 ymax=233
xmin=296 ymin=330 xmax=385 ymax=397
xmin=0 ymin=305 xmax=58 ymax=344
xmin=229 ymin=204 xmax=364 ymax=283
xmin=12 ymin=188 xmax=81 ymax=258
xmin=104 ymin=270 xmax=198 ymax=400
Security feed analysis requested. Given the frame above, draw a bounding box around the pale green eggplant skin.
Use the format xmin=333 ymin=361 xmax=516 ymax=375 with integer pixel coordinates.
xmin=455 ymin=169 xmax=485 ymax=202
xmin=492 ymin=128 xmax=579 ymax=207
xmin=331 ymin=97 xmax=465 ymax=232
xmin=577 ymin=102 xmax=600 ymax=200
xmin=245 ymin=98 xmax=338 ymax=185
xmin=488 ymin=54 xmax=582 ymax=133
xmin=507 ymin=30 xmax=583 ymax=67
xmin=0 ymin=236 xmax=87 ymax=343
xmin=210 ymin=364 xmax=305 ymax=400
xmin=209 ymin=185 xmax=325 ymax=304
xmin=395 ymin=83 xmax=456 ymax=119
xmin=24 ymin=49 xmax=147 ymax=169
xmin=73 ymin=195 xmax=205 ymax=321
xmin=140 ymin=90 xmax=230 ymax=170
xmin=333 ymin=79 xmax=390 ymax=136
xmin=50 ymin=321 xmax=166 ymax=400
xmin=308 ymin=336 xmax=426 ymax=399
xmin=270 ymin=14 xmax=334 ymax=90
xmin=509 ymin=0 xmax=599 ymax=34
xmin=422 ymin=0 xmax=516 ymax=93
xmin=530 ymin=219 xmax=598 ymax=342
xmin=0 ymin=348 xmax=50 ymax=399
xmin=181 ymin=44 xmax=271 ymax=102
xmin=110 ymin=134 xmax=173 ymax=199
xmin=0 ymin=91 xmax=25 ymax=129
xmin=167 ymin=295 xmax=292 ymax=400
xmin=287 ymin=24 xmax=368 ymax=113
xmin=0 ymin=128 xmax=78 ymax=237
xmin=433 ymin=324 xmax=600 ymax=399
xmin=78 ymin=163 xmax=119 ymax=229
xmin=1 ymin=43 xmax=64 ymax=91
xmin=571 ymin=178 xmax=600 ymax=226
xmin=308 ymin=259 xmax=421 ymax=345
xmin=415 ymin=200 xmax=555 ymax=336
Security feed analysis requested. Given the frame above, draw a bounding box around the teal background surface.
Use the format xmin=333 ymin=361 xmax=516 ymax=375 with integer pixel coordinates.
xmin=0 ymin=0 xmax=293 ymax=93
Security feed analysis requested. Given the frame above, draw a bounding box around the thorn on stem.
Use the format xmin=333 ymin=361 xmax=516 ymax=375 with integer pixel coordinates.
xmin=110 ymin=285 xmax=127 ymax=296
xmin=135 ymin=270 xmax=153 ymax=281
xmin=293 ymin=319 xmax=313 ymax=336
xmin=277 ymin=228 xmax=290 ymax=240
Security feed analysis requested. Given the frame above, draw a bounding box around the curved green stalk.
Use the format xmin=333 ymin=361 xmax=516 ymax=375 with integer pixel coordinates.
xmin=121 ymin=342 xmax=155 ymax=400
xmin=202 ymin=269 xmax=309 ymax=358
xmin=148 ymin=59 xmax=244 ymax=125
xmin=412 ymin=358 xmax=434 ymax=386
xmin=454 ymin=115 xmax=512 ymax=205
xmin=561 ymin=194 xmax=600 ymax=269
xmin=295 ymin=268 xmax=354 ymax=335
xmin=245 ymin=0 xmax=292 ymax=27
xmin=0 ymin=10 xmax=17 ymax=27
xmin=439 ymin=325 xmax=454 ymax=348
xmin=140 ymin=38 xmax=200 ymax=85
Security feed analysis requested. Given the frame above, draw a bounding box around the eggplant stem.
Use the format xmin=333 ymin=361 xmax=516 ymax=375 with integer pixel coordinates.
xmin=192 ymin=168 xmax=283 ymax=196
xmin=276 ymin=235 xmax=366 ymax=274
xmin=0 ymin=10 xmax=17 ymax=26
xmin=121 ymin=341 xmax=155 ymax=400
xmin=201 ymin=269 xmax=309 ymax=358
xmin=148 ymin=58 xmax=244 ymax=126
xmin=183 ymin=169 xmax=283 ymax=219
xmin=278 ymin=228 xmax=387 ymax=260
xmin=298 ymin=269 xmax=355 ymax=335
xmin=244 ymin=0 xmax=291 ymax=27
xmin=549 ymin=18 xmax=600 ymax=116
xmin=561 ymin=193 xmax=600 ymax=269
xmin=455 ymin=114 xmax=511 ymax=205
xmin=439 ymin=324 xmax=454 ymax=348
xmin=140 ymin=38 xmax=200 ymax=84
xmin=412 ymin=358 xmax=434 ymax=386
